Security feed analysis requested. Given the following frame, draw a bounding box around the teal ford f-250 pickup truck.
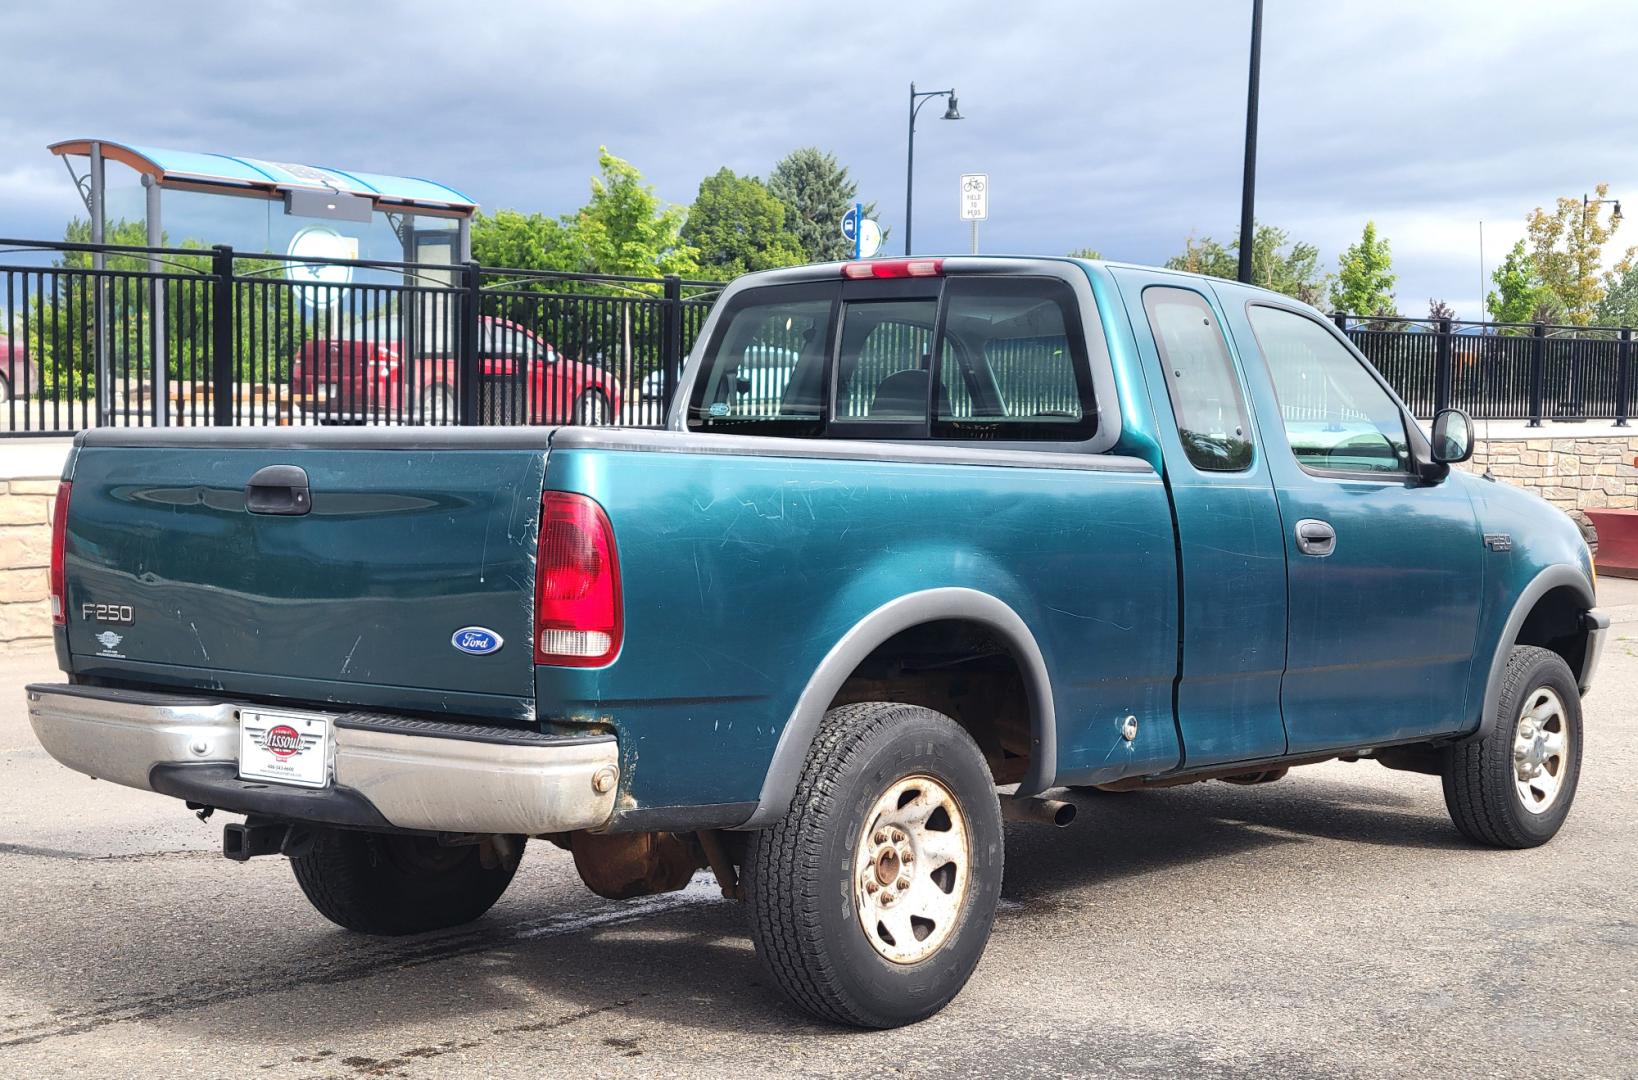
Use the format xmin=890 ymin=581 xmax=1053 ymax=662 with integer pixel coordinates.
xmin=27 ymin=256 xmax=1606 ymax=1027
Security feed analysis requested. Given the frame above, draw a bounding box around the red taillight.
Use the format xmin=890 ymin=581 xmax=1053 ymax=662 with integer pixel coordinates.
xmin=841 ymin=258 xmax=944 ymax=280
xmin=534 ymin=491 xmax=622 ymax=667
xmin=49 ymin=481 xmax=71 ymax=625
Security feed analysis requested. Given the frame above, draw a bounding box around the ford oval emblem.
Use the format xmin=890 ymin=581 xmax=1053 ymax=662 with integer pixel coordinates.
xmin=451 ymin=627 xmax=504 ymax=655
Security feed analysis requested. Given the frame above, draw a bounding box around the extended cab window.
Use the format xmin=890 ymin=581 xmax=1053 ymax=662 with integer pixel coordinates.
xmin=687 ymin=274 xmax=1098 ymax=442
xmin=1142 ymin=287 xmax=1253 ymax=471
xmin=1248 ymin=305 xmax=1411 ymax=475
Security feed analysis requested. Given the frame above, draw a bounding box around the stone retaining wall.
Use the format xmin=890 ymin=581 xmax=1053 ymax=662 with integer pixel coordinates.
xmin=1460 ymin=435 xmax=1638 ymax=545
xmin=0 ymin=478 xmax=56 ymax=645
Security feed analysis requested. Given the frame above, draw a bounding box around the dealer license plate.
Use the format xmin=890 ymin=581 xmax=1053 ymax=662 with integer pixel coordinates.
xmin=238 ymin=709 xmax=332 ymax=788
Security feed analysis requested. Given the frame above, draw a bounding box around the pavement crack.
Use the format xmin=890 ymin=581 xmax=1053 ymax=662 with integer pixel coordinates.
xmin=0 ymin=882 xmax=719 ymax=1049
xmin=0 ymin=842 xmax=218 ymax=863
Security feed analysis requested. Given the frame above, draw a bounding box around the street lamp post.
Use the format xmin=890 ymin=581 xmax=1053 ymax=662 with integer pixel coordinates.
xmin=1237 ymin=0 xmax=1264 ymax=284
xmin=905 ymin=82 xmax=962 ymax=256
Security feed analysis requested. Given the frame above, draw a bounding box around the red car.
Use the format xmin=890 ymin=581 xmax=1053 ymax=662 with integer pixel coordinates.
xmin=1 ymin=332 xmax=38 ymax=405
xmin=291 ymin=317 xmax=621 ymax=426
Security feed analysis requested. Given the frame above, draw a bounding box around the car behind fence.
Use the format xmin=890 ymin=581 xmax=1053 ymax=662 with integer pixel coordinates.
xmin=3 ymin=237 xmax=1635 ymax=435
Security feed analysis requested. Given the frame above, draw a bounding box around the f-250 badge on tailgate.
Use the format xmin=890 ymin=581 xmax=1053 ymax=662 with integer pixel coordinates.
xmin=81 ymin=603 xmax=134 ymax=624
xmin=450 ymin=627 xmax=504 ymax=655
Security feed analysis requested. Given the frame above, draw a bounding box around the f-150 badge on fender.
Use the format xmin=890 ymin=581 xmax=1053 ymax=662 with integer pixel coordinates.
xmin=451 ymin=627 xmax=504 ymax=655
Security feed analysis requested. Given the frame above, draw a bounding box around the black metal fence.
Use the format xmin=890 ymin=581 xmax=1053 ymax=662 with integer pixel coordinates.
xmin=1338 ymin=314 xmax=1638 ymax=426
xmin=6 ymin=236 xmax=1638 ymax=436
xmin=0 ymin=237 xmax=720 ymax=436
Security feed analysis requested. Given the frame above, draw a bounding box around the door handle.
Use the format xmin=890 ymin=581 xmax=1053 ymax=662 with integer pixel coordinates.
xmin=1294 ymin=518 xmax=1335 ymax=557
xmin=245 ymin=464 xmax=311 ymax=516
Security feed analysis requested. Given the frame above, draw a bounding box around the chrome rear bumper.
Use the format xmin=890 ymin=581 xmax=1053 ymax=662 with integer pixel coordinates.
xmin=25 ymin=683 xmax=618 ymax=835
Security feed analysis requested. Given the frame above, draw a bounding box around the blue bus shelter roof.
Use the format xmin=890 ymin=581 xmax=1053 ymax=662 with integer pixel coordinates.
xmin=50 ymin=138 xmax=476 ymax=215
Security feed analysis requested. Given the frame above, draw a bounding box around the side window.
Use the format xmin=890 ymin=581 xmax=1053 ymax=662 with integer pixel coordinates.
xmin=1142 ymin=287 xmax=1254 ymax=472
xmin=1248 ymin=305 xmax=1410 ymax=474
xmin=833 ymin=299 xmax=939 ymax=424
xmin=932 ymin=276 xmax=1096 ymax=441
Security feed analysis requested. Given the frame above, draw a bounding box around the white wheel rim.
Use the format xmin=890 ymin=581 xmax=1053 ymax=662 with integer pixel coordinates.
xmin=579 ymin=393 xmax=605 ymax=425
xmin=1512 ymin=686 xmax=1570 ymax=815
xmin=852 ymin=774 xmax=971 ymax=965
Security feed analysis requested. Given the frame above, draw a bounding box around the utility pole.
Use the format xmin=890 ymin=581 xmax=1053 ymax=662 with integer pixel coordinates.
xmin=1237 ymin=0 xmax=1264 ymax=284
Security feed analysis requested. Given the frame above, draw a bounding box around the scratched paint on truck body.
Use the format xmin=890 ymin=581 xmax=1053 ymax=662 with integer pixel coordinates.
xmin=537 ymin=445 xmax=1180 ymax=810
xmin=62 ymin=446 xmax=545 ymax=722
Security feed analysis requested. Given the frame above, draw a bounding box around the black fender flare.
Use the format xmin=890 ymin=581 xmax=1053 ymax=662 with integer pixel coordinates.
xmin=737 ymin=587 xmax=1056 ymax=829
xmin=1468 ymin=564 xmax=1595 ymax=743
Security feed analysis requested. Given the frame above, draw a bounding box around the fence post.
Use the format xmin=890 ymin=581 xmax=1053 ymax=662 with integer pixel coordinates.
xmin=1619 ymin=326 xmax=1633 ymax=428
xmin=661 ymin=275 xmax=683 ymax=416
xmin=458 ymin=261 xmax=481 ymax=425
xmin=1527 ymin=322 xmax=1546 ymax=428
xmin=210 ymin=245 xmax=234 ymax=427
xmin=1332 ymin=311 xmax=1348 ymax=333
xmin=1434 ymin=317 xmax=1453 ymax=414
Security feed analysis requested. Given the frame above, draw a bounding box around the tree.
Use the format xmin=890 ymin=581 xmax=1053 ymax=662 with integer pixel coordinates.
xmin=1486 ymin=239 xmax=1561 ymax=326
xmin=1427 ymin=298 xmax=1456 ymax=321
xmin=768 ymin=148 xmax=878 ymax=262
xmin=1329 ymin=221 xmax=1397 ymax=317
xmin=571 ymin=147 xmax=697 ymax=280
xmin=1166 ymin=223 xmax=1326 ymax=306
xmin=470 ymin=209 xmax=579 ymax=273
xmin=1596 ymin=263 xmax=1638 ymax=328
xmin=681 ymin=167 xmax=804 ymax=279
xmin=1066 ymin=247 xmax=1102 ymax=260
xmin=1524 ymin=183 xmax=1631 ymax=324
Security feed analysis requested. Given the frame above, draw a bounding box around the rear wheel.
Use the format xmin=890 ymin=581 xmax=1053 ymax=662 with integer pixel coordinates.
xmin=290 ymin=829 xmax=522 ymax=935
xmin=744 ymin=703 xmax=1003 ymax=1028
xmin=574 ymin=388 xmax=610 ymax=426
xmin=0 ymin=373 xmax=11 ymax=404
xmin=1443 ymin=645 xmax=1582 ymax=848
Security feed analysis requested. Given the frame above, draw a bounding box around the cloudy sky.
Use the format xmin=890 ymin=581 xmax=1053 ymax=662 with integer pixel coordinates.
xmin=3 ymin=0 xmax=1635 ymax=319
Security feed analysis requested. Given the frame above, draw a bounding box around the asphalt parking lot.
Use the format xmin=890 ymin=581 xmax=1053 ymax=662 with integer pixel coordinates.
xmin=3 ymin=586 xmax=1636 ymax=1079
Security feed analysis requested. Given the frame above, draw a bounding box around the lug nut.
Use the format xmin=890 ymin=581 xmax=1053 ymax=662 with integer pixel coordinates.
xmin=590 ymin=766 xmax=618 ymax=794
xmin=901 ymin=851 xmax=913 ymax=865
xmin=874 ymin=831 xmax=888 ymax=845
xmin=891 ymin=829 xmax=905 ymax=843
xmin=896 ymin=877 xmax=910 ymax=891
xmin=865 ymin=879 xmax=878 ymax=893
xmin=881 ymin=892 xmax=895 ymax=905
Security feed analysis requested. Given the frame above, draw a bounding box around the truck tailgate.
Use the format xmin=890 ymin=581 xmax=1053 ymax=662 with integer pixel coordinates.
xmin=61 ymin=431 xmax=547 ymax=722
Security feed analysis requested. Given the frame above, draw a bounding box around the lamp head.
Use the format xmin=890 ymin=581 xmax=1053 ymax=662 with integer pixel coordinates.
xmin=942 ymin=94 xmax=962 ymax=120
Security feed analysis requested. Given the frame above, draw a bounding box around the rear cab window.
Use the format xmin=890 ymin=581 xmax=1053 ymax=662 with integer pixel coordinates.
xmin=686 ymin=272 xmax=1099 ymax=442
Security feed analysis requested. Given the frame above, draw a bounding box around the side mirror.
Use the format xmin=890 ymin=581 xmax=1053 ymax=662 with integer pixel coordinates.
xmin=1431 ymin=408 xmax=1475 ymax=464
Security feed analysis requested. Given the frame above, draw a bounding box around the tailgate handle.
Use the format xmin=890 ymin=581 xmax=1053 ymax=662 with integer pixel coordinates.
xmin=245 ymin=464 xmax=312 ymax=516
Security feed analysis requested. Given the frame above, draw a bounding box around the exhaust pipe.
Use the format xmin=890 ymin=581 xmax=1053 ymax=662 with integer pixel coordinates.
xmin=1000 ymin=796 xmax=1077 ymax=828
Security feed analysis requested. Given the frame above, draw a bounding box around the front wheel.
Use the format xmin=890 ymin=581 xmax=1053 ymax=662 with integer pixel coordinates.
xmin=290 ymin=829 xmax=523 ymax=935
xmin=1442 ymin=645 xmax=1582 ymax=848
xmin=744 ymin=703 xmax=1003 ymax=1028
